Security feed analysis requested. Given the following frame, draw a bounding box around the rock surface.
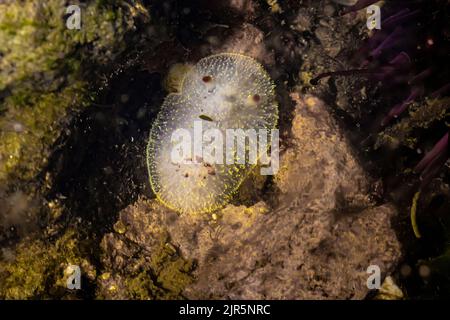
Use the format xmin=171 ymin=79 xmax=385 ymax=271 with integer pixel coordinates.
xmin=2 ymin=0 xmax=421 ymax=300
xmin=99 ymin=93 xmax=402 ymax=299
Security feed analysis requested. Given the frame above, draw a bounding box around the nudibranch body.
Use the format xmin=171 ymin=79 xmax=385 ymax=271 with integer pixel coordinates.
xmin=147 ymin=53 xmax=278 ymax=214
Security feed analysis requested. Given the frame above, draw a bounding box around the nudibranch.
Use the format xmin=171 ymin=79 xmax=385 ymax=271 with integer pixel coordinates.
xmin=147 ymin=53 xmax=278 ymax=214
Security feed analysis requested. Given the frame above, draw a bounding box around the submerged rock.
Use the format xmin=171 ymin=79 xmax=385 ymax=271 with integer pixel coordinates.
xmin=96 ymin=199 xmax=194 ymax=300
xmin=0 ymin=0 xmax=150 ymax=185
xmin=101 ymin=93 xmax=402 ymax=299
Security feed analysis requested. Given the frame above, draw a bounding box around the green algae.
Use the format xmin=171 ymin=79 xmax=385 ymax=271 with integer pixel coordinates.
xmin=0 ymin=0 xmax=153 ymax=300
xmin=98 ymin=231 xmax=195 ymax=299
xmin=96 ymin=198 xmax=196 ymax=300
xmin=149 ymin=243 xmax=195 ymax=299
xmin=97 ymin=243 xmax=195 ymax=300
xmin=0 ymin=0 xmax=150 ymax=185
xmin=0 ymin=229 xmax=95 ymax=299
xmin=123 ymin=253 xmax=194 ymax=300
xmin=375 ymin=97 xmax=450 ymax=150
xmin=0 ymin=83 xmax=88 ymax=182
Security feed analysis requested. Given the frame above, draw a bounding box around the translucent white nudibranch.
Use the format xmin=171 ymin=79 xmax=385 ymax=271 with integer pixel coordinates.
xmin=147 ymin=53 xmax=278 ymax=214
